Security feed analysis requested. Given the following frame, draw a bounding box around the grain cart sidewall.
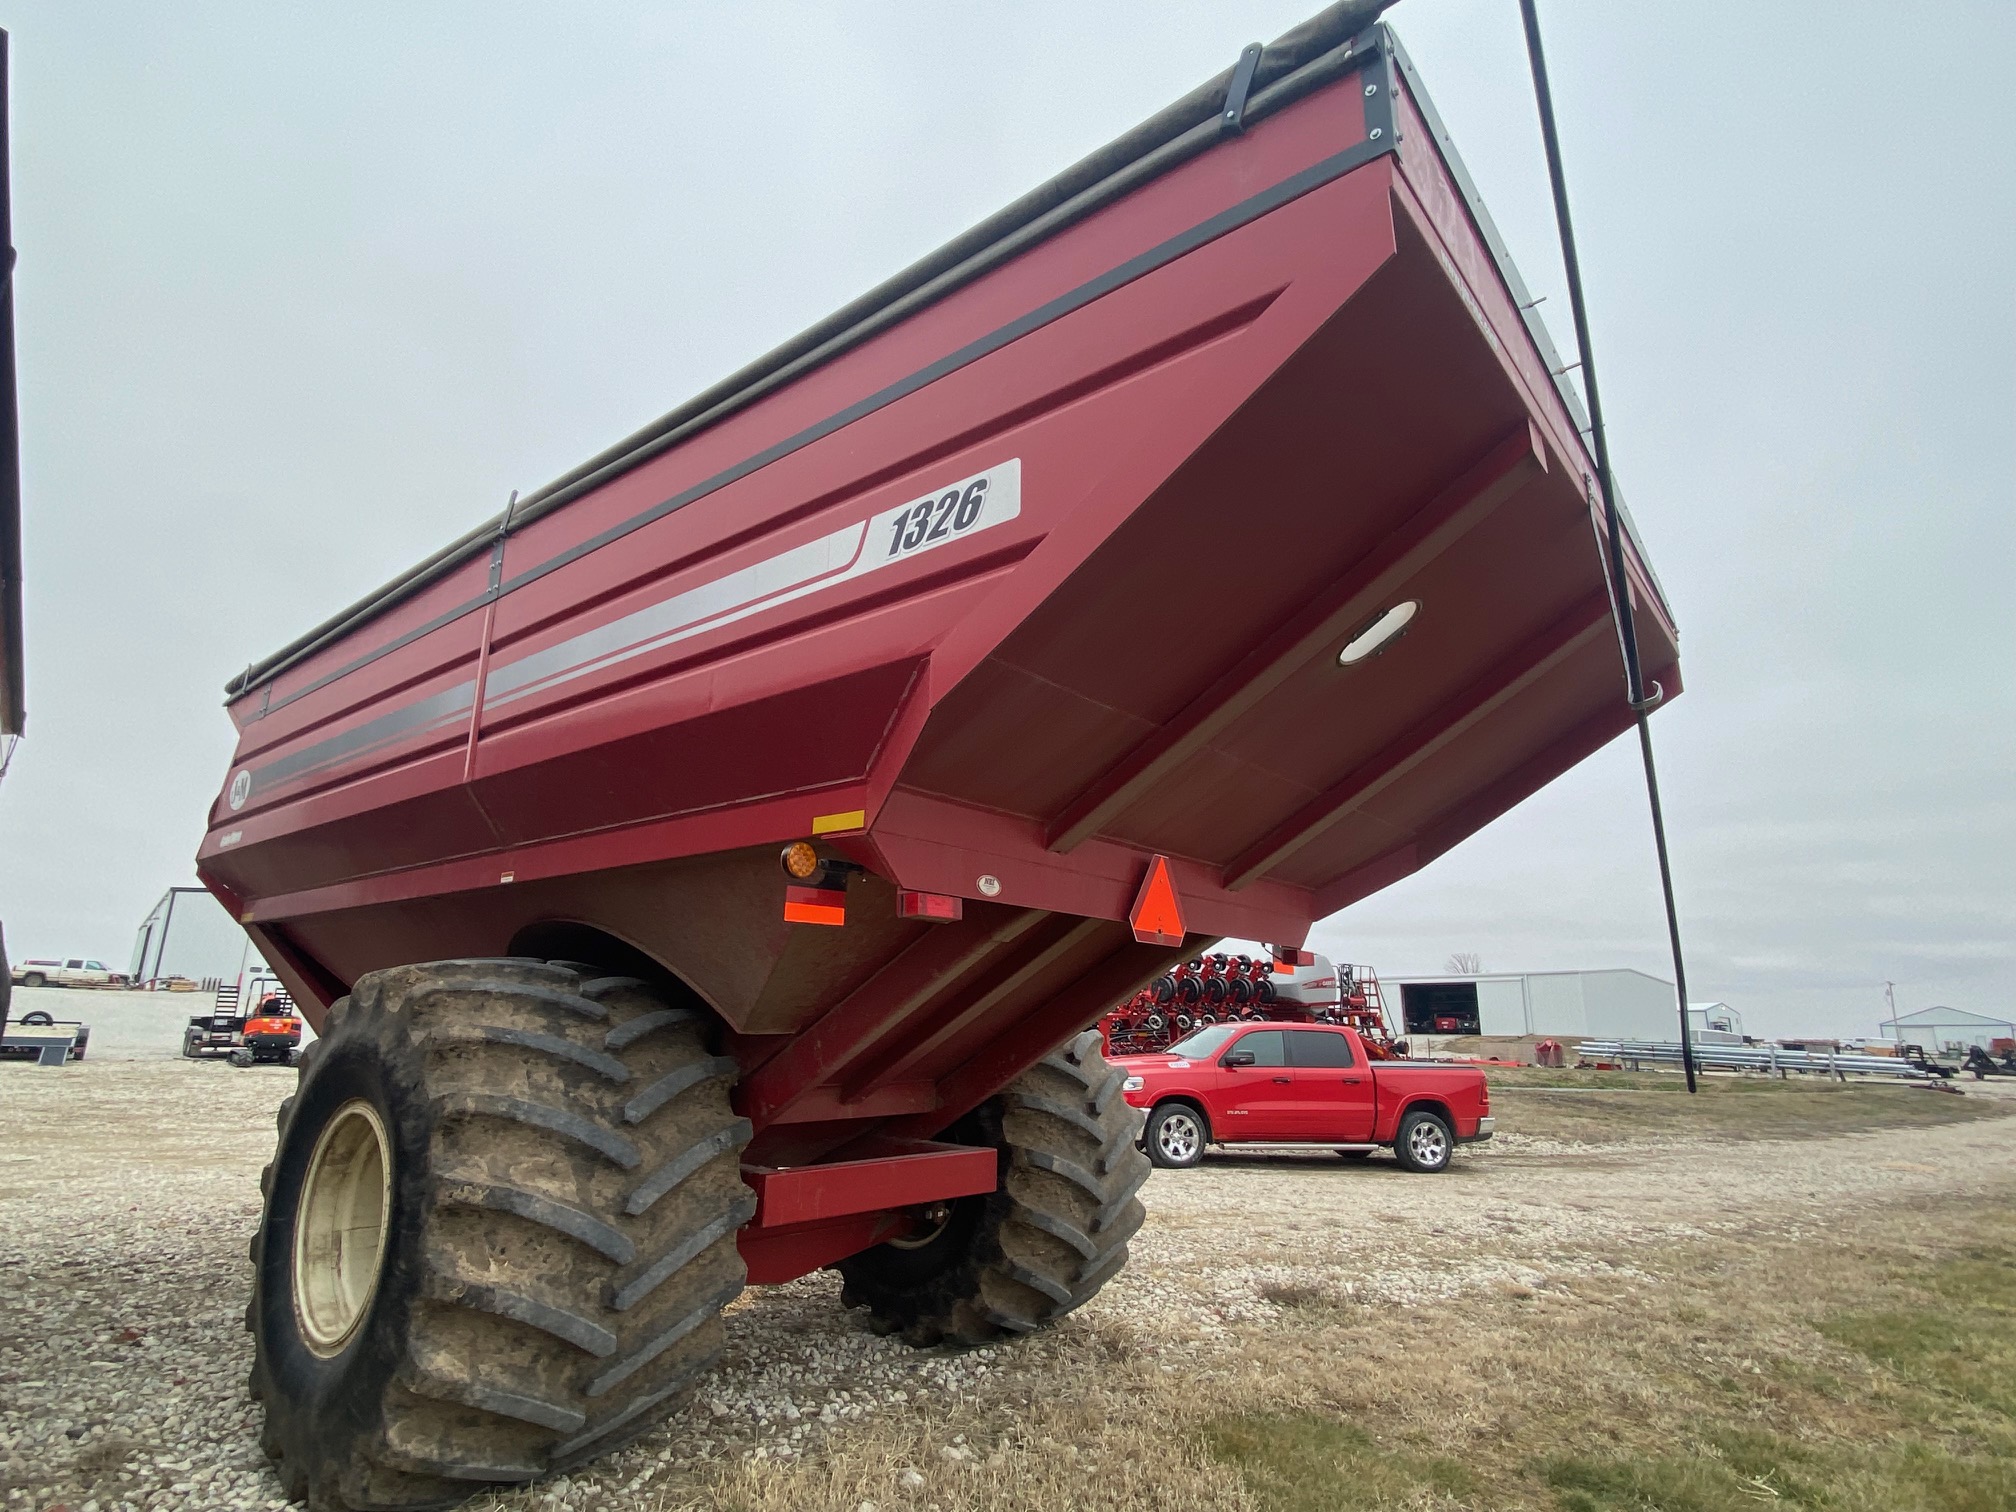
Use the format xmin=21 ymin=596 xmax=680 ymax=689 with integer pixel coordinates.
xmin=255 ymin=1024 xmax=427 ymax=1483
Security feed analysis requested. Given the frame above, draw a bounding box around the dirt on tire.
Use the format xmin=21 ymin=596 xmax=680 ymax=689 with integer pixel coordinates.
xmin=247 ymin=957 xmax=754 ymax=1509
xmin=838 ymin=1029 xmax=1148 ymax=1345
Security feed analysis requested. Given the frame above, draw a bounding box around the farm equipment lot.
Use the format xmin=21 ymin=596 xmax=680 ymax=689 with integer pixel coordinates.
xmin=1 ymin=1064 xmax=2009 ymax=1512
xmin=1 ymin=986 xmax=322 ymax=1063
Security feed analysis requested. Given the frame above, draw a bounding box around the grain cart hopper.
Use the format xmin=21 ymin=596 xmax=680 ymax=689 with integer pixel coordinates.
xmin=197 ymin=7 xmax=1680 ymax=1505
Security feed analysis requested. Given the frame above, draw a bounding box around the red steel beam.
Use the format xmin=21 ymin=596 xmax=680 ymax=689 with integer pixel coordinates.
xmin=1044 ymin=421 xmax=1547 ymax=853
xmin=844 ymin=915 xmax=1111 ymax=1099
xmin=1308 ymin=702 xmax=1630 ymax=918
xmin=1222 ymin=592 xmax=1614 ymax=889
xmin=737 ymin=1139 xmax=999 ymax=1285
xmin=764 ymin=1080 xmax=939 ymax=1126
xmin=883 ymin=935 xmax=1197 ymax=1140
xmin=744 ymin=1140 xmax=998 ymax=1228
xmin=736 ymin=906 xmax=1050 ymax=1132
xmin=739 ymin=1211 xmax=902 ymax=1286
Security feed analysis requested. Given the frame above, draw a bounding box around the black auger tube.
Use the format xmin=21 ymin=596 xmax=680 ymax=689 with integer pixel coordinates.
xmin=1518 ymin=0 xmax=1697 ymax=1091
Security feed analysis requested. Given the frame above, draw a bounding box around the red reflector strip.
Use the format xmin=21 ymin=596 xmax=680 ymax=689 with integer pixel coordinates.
xmin=783 ymin=899 xmax=847 ymax=926
xmin=897 ymin=890 xmax=962 ymax=921
xmin=784 ymin=883 xmax=847 ymax=927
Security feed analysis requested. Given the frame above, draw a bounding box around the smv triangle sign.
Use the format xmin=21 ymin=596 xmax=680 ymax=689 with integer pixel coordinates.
xmin=1128 ymin=854 xmax=1186 ymax=946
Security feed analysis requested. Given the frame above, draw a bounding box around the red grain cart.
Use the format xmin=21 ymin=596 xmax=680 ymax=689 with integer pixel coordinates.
xmin=199 ymin=10 xmax=1679 ymax=1506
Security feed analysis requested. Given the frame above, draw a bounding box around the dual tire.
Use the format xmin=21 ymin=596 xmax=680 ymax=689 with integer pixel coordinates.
xmin=250 ymin=966 xmax=1146 ymax=1508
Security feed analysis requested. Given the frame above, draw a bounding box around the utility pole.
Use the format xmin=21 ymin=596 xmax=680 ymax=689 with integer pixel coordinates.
xmin=1519 ymin=0 xmax=1696 ymax=1092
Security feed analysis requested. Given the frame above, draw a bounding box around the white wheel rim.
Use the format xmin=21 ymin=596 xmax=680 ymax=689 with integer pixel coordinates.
xmin=293 ymin=1099 xmax=392 ymax=1356
xmin=1157 ymin=1111 xmax=1201 ymax=1163
xmin=1409 ymin=1121 xmax=1448 ymax=1166
xmin=887 ymin=1202 xmax=954 ymax=1250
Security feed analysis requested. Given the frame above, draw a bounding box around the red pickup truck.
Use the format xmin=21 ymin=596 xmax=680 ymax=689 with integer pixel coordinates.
xmin=1117 ymin=1023 xmax=1492 ymax=1172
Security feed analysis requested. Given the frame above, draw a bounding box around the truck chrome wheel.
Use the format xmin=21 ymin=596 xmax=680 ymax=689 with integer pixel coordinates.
xmin=1394 ymin=1108 xmax=1453 ymax=1173
xmin=1145 ymin=1103 xmax=1206 ymax=1168
xmin=1156 ymin=1109 xmax=1201 ymax=1163
xmin=1406 ymin=1119 xmax=1447 ymax=1167
xmin=291 ymin=1099 xmax=390 ymax=1356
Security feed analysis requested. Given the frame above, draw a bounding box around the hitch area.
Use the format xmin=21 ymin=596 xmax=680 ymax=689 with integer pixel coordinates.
xmin=737 ymin=1139 xmax=998 ymax=1285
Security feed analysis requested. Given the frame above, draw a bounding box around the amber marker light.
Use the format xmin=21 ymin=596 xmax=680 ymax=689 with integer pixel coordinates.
xmin=780 ymin=841 xmax=820 ymax=879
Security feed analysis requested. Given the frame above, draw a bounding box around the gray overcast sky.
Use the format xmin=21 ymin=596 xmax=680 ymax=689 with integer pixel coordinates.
xmin=0 ymin=1 xmax=2009 ymax=1041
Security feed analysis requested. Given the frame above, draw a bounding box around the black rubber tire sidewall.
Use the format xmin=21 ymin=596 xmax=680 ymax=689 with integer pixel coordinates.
xmin=256 ymin=1031 xmax=432 ymax=1493
xmin=21 ymin=974 xmax=42 ymax=989
xmin=837 ymin=1034 xmax=1148 ymax=1346
xmin=841 ymin=1189 xmax=995 ymax=1293
xmin=837 ymin=1106 xmax=1015 ymax=1332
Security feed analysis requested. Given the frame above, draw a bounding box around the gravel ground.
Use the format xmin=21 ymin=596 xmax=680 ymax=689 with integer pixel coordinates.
xmin=1 ymin=1060 xmax=2010 ymax=1511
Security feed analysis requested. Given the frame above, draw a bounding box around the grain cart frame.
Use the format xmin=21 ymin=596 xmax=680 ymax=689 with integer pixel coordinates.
xmin=198 ymin=9 xmax=1680 ymax=1506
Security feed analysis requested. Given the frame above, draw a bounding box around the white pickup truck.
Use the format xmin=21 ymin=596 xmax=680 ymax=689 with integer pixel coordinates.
xmin=10 ymin=957 xmax=120 ymax=988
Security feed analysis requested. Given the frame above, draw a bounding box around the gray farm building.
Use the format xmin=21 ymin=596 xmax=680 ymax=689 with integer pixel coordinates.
xmin=1879 ymin=1007 xmax=2015 ymax=1057
xmin=1387 ymin=969 xmax=1739 ymax=1044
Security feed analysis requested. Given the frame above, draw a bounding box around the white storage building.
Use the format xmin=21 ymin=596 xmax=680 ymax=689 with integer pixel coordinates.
xmin=1879 ymin=1007 xmax=2014 ymax=1057
xmin=1387 ymin=969 xmax=1733 ymax=1043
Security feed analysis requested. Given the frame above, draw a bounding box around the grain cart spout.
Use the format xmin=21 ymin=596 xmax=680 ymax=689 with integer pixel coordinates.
xmin=199 ymin=9 xmax=1680 ymax=1505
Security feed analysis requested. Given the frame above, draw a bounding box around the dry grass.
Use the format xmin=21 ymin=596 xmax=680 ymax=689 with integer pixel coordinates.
xmin=1485 ymin=1068 xmax=1998 ymax=1146
xmin=18 ymin=1060 xmax=2008 ymax=1512
xmin=621 ymin=1186 xmax=2016 ymax=1512
xmin=674 ymin=1383 xmax=1250 ymax=1512
xmin=1194 ymin=1194 xmax=2016 ymax=1510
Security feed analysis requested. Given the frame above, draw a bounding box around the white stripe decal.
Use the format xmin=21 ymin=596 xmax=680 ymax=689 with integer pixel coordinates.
xmin=482 ymin=460 xmax=1021 ymax=711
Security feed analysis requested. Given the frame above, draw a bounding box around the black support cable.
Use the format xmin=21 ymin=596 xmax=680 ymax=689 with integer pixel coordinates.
xmin=1517 ymin=0 xmax=1697 ymax=1091
xmin=0 ymin=30 xmax=21 ymax=742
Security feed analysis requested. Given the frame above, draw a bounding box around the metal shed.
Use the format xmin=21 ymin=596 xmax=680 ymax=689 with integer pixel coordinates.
xmin=1387 ymin=967 xmax=1699 ymax=1041
xmin=1880 ymin=1007 xmax=2015 ymax=1057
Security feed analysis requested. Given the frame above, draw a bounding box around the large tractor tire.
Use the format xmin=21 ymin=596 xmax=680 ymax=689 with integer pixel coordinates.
xmin=247 ymin=958 xmax=753 ymax=1510
xmin=836 ymin=1029 xmax=1148 ymax=1347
